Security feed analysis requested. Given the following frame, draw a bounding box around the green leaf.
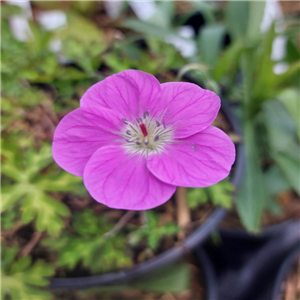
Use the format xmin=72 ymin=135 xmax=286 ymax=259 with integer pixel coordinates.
xmin=246 ymin=1 xmax=266 ymax=43
xmin=252 ymin=24 xmax=277 ymax=105
xmin=129 ymin=211 xmax=180 ymax=250
xmin=123 ymin=19 xmax=188 ymax=42
xmin=147 ymin=1 xmax=174 ymax=29
xmin=1 ymin=246 xmax=54 ymax=300
xmin=21 ymin=191 xmax=70 ymax=236
xmin=187 ymin=188 xmax=208 ymax=209
xmin=265 ymin=165 xmax=291 ymax=196
xmin=36 ymin=170 xmax=86 ymax=194
xmin=131 ymin=263 xmax=190 ymax=292
xmin=43 ymin=209 xmax=132 ymax=272
xmin=225 ymin=1 xmax=249 ymax=40
xmin=198 ymin=24 xmax=225 ymax=66
xmin=236 ymin=121 xmax=266 ymax=232
xmin=272 ymin=153 xmax=300 ymax=194
xmin=263 ymin=98 xmax=300 ymax=194
xmin=1 ymin=141 xmax=72 ymax=235
xmin=1 ymin=209 xmax=19 ymax=230
xmin=1 ymin=185 xmax=28 ymax=211
xmin=211 ymin=38 xmax=244 ymax=82
xmin=277 ymin=88 xmax=300 ymax=139
xmin=206 ymin=180 xmax=234 ymax=208
xmin=263 ymin=99 xmax=299 ymax=161
xmin=23 ymin=144 xmax=53 ymax=181
xmin=56 ymin=13 xmax=106 ymax=73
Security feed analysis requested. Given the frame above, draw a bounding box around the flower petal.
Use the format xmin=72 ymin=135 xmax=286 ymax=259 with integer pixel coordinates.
xmin=52 ymin=107 xmax=125 ymax=177
xmin=160 ymin=82 xmax=220 ymax=138
xmin=147 ymin=126 xmax=235 ymax=187
xmin=80 ymin=72 xmax=140 ymax=121
xmin=83 ymin=146 xmax=176 ymax=210
xmin=80 ymin=70 xmax=162 ymax=120
xmin=119 ymin=70 xmax=163 ymax=118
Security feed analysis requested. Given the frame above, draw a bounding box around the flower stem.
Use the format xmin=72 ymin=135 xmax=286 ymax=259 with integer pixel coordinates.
xmin=104 ymin=210 xmax=136 ymax=238
xmin=175 ymin=187 xmax=191 ymax=239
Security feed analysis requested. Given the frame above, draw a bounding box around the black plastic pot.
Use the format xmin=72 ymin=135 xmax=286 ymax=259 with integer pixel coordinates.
xmin=195 ymin=220 xmax=300 ymax=300
xmin=49 ymin=76 xmax=245 ymax=290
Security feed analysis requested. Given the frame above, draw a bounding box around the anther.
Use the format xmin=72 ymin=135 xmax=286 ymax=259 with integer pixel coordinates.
xmin=137 ymin=117 xmax=143 ymax=124
xmin=144 ymin=136 xmax=149 ymax=145
xmin=136 ymin=142 xmax=141 ymax=145
xmin=122 ymin=118 xmax=128 ymax=124
xmin=156 ymin=120 xmax=160 ymax=127
xmin=126 ymin=130 xmax=132 ymax=135
xmin=154 ymin=135 xmax=159 ymax=142
xmin=126 ymin=139 xmax=133 ymax=143
xmin=144 ymin=111 xmax=149 ymax=118
xmin=163 ymin=122 xmax=166 ymax=129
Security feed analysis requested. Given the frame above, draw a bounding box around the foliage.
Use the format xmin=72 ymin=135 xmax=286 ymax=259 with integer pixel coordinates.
xmin=188 ymin=180 xmax=234 ymax=209
xmin=1 ymin=139 xmax=85 ymax=236
xmin=1 ymin=3 xmax=299 ymax=299
xmin=43 ymin=209 xmax=132 ymax=272
xmin=1 ymin=246 xmax=54 ymax=300
xmin=263 ymin=99 xmax=300 ymax=194
xmin=129 ymin=211 xmax=180 ymax=250
xmin=55 ymin=13 xmax=107 ymax=74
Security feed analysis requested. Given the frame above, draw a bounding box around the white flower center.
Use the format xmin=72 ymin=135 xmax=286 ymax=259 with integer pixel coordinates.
xmin=122 ymin=111 xmax=174 ymax=155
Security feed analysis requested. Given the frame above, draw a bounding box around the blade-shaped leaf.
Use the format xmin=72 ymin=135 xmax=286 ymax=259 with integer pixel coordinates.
xmin=236 ymin=122 xmax=266 ymax=232
xmin=225 ymin=1 xmax=249 ymax=40
xmin=198 ymin=24 xmax=225 ymax=66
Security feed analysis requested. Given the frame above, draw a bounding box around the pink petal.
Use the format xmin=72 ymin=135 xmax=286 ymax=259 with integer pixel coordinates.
xmin=80 ymin=70 xmax=162 ymax=120
xmin=52 ymin=107 xmax=125 ymax=177
xmin=147 ymin=126 xmax=235 ymax=187
xmin=120 ymin=70 xmax=163 ymax=118
xmin=80 ymin=72 xmax=139 ymax=121
xmin=83 ymin=146 xmax=176 ymax=210
xmin=160 ymin=82 xmax=220 ymax=138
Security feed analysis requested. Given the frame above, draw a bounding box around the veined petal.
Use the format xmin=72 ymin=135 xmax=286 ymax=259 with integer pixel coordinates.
xmin=120 ymin=70 xmax=163 ymax=118
xmin=80 ymin=70 xmax=162 ymax=121
xmin=80 ymin=72 xmax=140 ymax=121
xmin=52 ymin=107 xmax=125 ymax=177
xmin=147 ymin=126 xmax=235 ymax=187
xmin=83 ymin=146 xmax=176 ymax=210
xmin=160 ymin=82 xmax=220 ymax=138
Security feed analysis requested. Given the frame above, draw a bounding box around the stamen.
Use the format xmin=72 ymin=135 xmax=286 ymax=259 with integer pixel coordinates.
xmin=139 ymin=123 xmax=148 ymax=137
xmin=122 ymin=113 xmax=173 ymax=155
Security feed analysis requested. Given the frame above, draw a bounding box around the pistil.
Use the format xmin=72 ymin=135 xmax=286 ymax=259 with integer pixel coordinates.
xmin=139 ymin=123 xmax=148 ymax=137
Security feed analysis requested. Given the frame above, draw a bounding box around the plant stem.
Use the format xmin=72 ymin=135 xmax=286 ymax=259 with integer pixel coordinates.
xmin=175 ymin=187 xmax=190 ymax=239
xmin=104 ymin=210 xmax=136 ymax=238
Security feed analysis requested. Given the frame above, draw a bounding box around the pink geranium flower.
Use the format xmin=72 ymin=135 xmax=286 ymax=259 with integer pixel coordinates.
xmin=52 ymin=70 xmax=235 ymax=210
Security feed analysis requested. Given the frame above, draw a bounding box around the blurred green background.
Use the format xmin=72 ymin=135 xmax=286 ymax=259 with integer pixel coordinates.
xmin=1 ymin=1 xmax=299 ymax=299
